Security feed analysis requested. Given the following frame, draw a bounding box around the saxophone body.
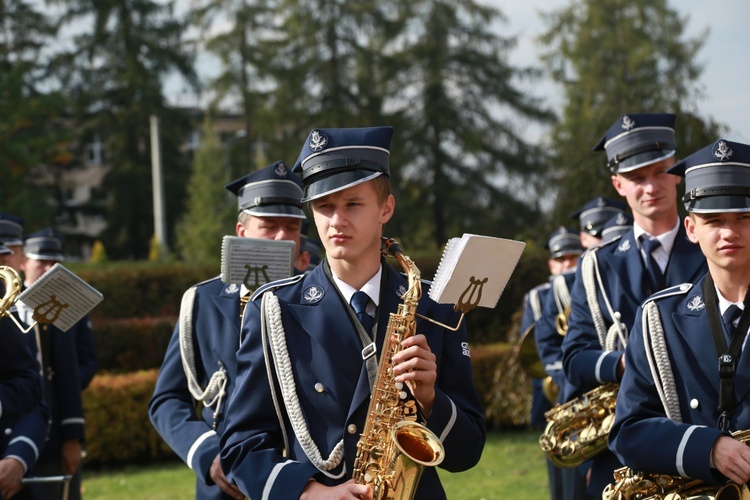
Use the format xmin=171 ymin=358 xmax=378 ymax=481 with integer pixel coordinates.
xmin=352 ymin=238 xmax=445 ymax=500
xmin=602 ymin=429 xmax=750 ymax=500
xmin=538 ymin=382 xmax=618 ymax=468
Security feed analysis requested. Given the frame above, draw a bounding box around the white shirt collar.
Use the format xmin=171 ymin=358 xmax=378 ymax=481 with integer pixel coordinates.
xmin=331 ymin=265 xmax=382 ymax=314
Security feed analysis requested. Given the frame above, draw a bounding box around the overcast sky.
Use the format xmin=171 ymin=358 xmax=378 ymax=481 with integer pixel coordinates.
xmin=489 ymin=0 xmax=750 ymax=144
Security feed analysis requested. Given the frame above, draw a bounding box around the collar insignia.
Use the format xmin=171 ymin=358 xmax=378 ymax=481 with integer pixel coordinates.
xmin=713 ymin=140 xmax=733 ymax=161
xmin=309 ymin=130 xmax=328 ymax=152
xmin=621 ymin=115 xmax=635 ymax=131
xmin=686 ymin=295 xmax=705 ymax=311
xmin=224 ymin=283 xmax=239 ymax=295
xmin=303 ymin=285 xmax=324 ymax=303
xmin=618 ymin=239 xmax=631 ymax=252
xmin=395 ymin=284 xmax=407 ymax=298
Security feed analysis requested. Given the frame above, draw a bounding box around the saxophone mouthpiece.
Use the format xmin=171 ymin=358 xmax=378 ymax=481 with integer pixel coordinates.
xmin=381 ymin=237 xmax=403 ymax=258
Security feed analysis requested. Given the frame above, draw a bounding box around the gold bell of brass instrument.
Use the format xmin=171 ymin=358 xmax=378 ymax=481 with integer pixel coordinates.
xmin=556 ymin=305 xmax=571 ymax=336
xmin=352 ymin=238 xmax=445 ymax=500
xmin=517 ymin=323 xmax=559 ymax=405
xmin=538 ymin=382 xmax=618 ymax=468
xmin=0 ymin=265 xmax=22 ymax=318
xmin=603 ymin=429 xmax=750 ymax=499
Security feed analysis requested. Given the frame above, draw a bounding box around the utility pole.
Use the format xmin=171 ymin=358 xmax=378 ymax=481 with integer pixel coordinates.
xmin=150 ymin=115 xmax=168 ymax=258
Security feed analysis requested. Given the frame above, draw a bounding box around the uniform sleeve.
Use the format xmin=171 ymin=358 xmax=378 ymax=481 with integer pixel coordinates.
xmin=74 ymin=316 xmax=98 ymax=390
xmin=0 ymin=317 xmax=42 ymax=428
xmin=148 ymin=321 xmax=221 ymax=485
xmin=50 ymin=326 xmax=85 ymax=443
xmin=423 ymin=306 xmax=486 ymax=472
xmin=608 ymin=306 xmax=723 ymax=484
xmin=2 ymin=403 xmax=50 ymax=473
xmin=220 ymin=298 xmax=319 ymax=500
xmin=535 ymin=290 xmax=567 ymax=400
xmin=562 ymin=262 xmax=622 ymax=391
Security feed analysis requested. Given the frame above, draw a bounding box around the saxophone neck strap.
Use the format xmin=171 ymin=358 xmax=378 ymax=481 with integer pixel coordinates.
xmin=322 ymin=259 xmax=381 ymax=391
xmin=703 ymin=274 xmax=750 ymax=430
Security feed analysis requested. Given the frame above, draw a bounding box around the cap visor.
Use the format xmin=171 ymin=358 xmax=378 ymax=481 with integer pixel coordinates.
xmin=302 ymin=171 xmax=383 ymax=202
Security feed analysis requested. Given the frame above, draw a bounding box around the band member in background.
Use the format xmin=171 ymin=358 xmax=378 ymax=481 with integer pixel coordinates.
xmin=571 ymin=197 xmax=628 ymax=249
xmin=14 ymin=229 xmax=94 ymax=500
xmin=561 ymin=113 xmax=707 ymax=497
xmin=220 ymin=126 xmax=485 ymax=499
xmin=521 ymin=227 xmax=583 ymax=500
xmin=609 ymin=139 xmax=750 ymax=489
xmin=149 ymin=161 xmax=310 ymax=500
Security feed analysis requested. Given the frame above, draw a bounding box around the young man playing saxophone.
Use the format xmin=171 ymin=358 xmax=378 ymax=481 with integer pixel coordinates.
xmin=219 ymin=126 xmax=486 ymax=499
xmin=608 ymin=139 xmax=750 ymax=490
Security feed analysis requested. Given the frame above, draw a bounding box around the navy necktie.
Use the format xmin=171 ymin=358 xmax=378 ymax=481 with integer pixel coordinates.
xmin=351 ymin=291 xmax=374 ymax=334
xmin=723 ymin=304 xmax=742 ymax=343
xmin=640 ymin=235 xmax=663 ymax=291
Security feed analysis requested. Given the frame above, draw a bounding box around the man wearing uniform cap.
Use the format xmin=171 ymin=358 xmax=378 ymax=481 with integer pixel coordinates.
xmin=609 ymin=139 xmax=750 ymax=490
xmin=149 ymin=161 xmax=309 ymax=500
xmin=220 ymin=127 xmax=485 ymax=499
xmin=561 ymin=113 xmax=708 ymax=497
xmin=519 ymin=227 xmax=585 ymax=500
xmin=571 ymin=197 xmax=628 ymax=249
xmin=16 ymin=228 xmax=96 ymax=500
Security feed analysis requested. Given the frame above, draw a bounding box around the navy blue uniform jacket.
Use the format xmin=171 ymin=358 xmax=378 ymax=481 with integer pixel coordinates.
xmin=220 ymin=261 xmax=486 ymax=500
xmin=149 ymin=277 xmax=242 ymax=500
xmin=561 ymin=224 xmax=706 ymax=495
xmin=610 ymin=275 xmax=750 ymax=485
xmin=0 ymin=316 xmax=41 ymax=431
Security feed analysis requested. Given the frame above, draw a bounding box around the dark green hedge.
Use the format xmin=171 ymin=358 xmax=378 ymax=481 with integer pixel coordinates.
xmin=82 ymin=344 xmax=533 ymax=467
xmin=93 ymin=317 xmax=176 ymax=373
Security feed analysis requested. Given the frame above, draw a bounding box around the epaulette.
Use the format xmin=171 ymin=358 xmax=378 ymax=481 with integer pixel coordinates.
xmin=250 ymin=274 xmax=305 ymax=301
xmin=193 ymin=275 xmax=222 ymax=289
xmin=642 ymin=283 xmax=693 ymax=306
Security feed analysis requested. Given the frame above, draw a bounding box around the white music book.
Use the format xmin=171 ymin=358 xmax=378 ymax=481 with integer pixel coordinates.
xmin=429 ymin=233 xmax=526 ymax=310
xmin=18 ymin=263 xmax=103 ymax=332
xmin=220 ymin=236 xmax=295 ymax=289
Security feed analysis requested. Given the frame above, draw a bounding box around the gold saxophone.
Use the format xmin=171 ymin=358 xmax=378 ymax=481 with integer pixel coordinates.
xmin=538 ymin=382 xmax=618 ymax=468
xmin=352 ymin=238 xmax=445 ymax=500
xmin=602 ymin=429 xmax=750 ymax=500
xmin=0 ymin=266 xmax=22 ymax=318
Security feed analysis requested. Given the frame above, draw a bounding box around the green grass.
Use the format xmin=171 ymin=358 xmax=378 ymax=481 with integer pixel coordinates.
xmin=82 ymin=430 xmax=549 ymax=499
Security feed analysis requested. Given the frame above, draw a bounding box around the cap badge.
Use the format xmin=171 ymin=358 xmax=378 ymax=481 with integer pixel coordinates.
xmin=303 ymin=285 xmax=324 ymax=303
xmin=596 ymin=198 xmax=606 ymax=207
xmin=274 ymin=163 xmax=289 ymax=177
xmin=615 ymin=213 xmax=628 ymax=225
xmin=713 ymin=140 xmax=733 ymax=161
xmin=686 ymin=295 xmax=704 ymax=312
xmin=309 ymin=130 xmax=328 ymax=152
xmin=618 ymin=239 xmax=631 ymax=252
xmin=621 ymin=115 xmax=635 ymax=131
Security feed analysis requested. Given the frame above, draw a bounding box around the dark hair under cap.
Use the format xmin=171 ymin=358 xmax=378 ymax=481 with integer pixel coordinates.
xmin=545 ymin=227 xmax=583 ymax=259
xmin=668 ymin=139 xmax=750 ymax=213
xmin=593 ymin=113 xmax=676 ymax=174
xmin=292 ymin=127 xmax=393 ymax=202
xmin=225 ymin=161 xmax=306 ymax=219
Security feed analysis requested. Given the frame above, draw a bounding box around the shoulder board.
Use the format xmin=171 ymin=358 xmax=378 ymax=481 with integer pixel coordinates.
xmin=193 ymin=275 xmax=222 ymax=288
xmin=642 ymin=283 xmax=693 ymax=306
xmin=250 ymin=274 xmax=306 ymax=301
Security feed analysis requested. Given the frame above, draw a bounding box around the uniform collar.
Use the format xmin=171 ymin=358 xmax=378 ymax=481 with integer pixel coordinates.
xmin=331 ymin=264 xmax=382 ymax=309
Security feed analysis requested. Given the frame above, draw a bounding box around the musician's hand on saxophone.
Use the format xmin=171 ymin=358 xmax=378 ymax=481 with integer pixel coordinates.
xmin=300 ymin=478 xmax=373 ymax=500
xmin=392 ymin=333 xmax=437 ymax=418
xmin=711 ymin=435 xmax=750 ymax=485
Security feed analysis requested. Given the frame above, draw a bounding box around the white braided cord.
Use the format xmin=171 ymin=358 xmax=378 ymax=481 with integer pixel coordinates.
xmin=529 ymin=289 xmax=542 ymax=322
xmin=552 ymin=274 xmax=571 ymax=315
xmin=263 ymin=292 xmax=346 ymax=478
xmin=260 ymin=292 xmax=291 ymax=459
xmin=642 ymin=301 xmax=682 ymax=422
xmin=582 ymin=250 xmax=628 ymax=350
xmin=179 ymin=286 xmax=228 ymax=415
